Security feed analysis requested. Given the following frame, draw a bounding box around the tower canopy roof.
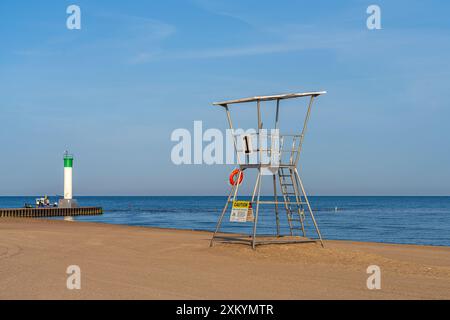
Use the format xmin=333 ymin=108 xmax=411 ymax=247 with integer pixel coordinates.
xmin=213 ymin=91 xmax=326 ymax=106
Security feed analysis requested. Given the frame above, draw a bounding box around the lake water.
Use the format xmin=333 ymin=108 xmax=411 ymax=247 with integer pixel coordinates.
xmin=1 ymin=196 xmax=449 ymax=246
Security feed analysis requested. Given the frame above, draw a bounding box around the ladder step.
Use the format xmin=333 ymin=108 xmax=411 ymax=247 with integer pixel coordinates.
xmin=288 ymin=211 xmax=305 ymax=214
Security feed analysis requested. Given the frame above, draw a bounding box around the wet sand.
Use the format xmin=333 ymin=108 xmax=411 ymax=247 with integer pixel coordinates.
xmin=0 ymin=218 xmax=449 ymax=300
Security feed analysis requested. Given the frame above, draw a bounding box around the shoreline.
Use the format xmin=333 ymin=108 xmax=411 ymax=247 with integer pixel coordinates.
xmin=46 ymin=218 xmax=450 ymax=249
xmin=1 ymin=218 xmax=449 ymax=299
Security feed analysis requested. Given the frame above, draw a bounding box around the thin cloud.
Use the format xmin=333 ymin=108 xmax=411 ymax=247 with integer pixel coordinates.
xmin=12 ymin=12 xmax=177 ymax=63
xmin=129 ymin=27 xmax=365 ymax=63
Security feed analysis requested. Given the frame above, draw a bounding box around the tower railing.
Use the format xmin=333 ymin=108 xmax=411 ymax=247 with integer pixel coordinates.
xmin=232 ymin=132 xmax=304 ymax=167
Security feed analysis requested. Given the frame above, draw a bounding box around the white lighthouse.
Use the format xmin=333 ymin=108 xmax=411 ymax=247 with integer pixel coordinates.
xmin=64 ymin=152 xmax=73 ymax=200
xmin=59 ymin=151 xmax=78 ymax=208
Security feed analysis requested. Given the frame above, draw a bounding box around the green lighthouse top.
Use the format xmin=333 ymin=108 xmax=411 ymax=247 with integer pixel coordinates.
xmin=64 ymin=151 xmax=74 ymax=168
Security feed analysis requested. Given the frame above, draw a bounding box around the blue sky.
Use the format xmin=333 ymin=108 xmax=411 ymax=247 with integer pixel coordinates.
xmin=0 ymin=0 xmax=449 ymax=196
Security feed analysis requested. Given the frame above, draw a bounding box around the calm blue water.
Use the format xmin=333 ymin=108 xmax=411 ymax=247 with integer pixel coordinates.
xmin=1 ymin=196 xmax=449 ymax=247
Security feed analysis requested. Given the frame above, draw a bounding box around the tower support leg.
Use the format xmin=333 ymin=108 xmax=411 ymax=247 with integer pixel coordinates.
xmin=251 ymin=170 xmax=263 ymax=250
xmin=210 ymin=185 xmax=236 ymax=247
xmin=273 ymin=174 xmax=280 ymax=237
xmin=291 ymin=168 xmax=306 ymax=237
xmin=294 ymin=168 xmax=324 ymax=247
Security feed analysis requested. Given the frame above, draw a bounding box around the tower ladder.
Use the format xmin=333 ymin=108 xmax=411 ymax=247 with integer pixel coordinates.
xmin=278 ymin=167 xmax=306 ymax=237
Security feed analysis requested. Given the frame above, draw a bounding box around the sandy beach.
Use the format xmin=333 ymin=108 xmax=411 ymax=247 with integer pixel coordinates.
xmin=0 ymin=218 xmax=449 ymax=300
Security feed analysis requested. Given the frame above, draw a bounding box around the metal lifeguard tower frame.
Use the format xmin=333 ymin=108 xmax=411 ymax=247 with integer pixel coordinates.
xmin=210 ymin=91 xmax=326 ymax=249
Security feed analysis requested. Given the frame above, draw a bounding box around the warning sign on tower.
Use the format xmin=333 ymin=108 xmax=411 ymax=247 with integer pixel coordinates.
xmin=230 ymin=201 xmax=254 ymax=222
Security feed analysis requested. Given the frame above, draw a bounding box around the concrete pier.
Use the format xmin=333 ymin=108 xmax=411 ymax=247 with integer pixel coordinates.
xmin=0 ymin=207 xmax=102 ymax=218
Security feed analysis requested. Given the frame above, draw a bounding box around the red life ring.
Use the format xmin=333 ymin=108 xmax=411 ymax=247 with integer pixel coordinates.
xmin=229 ymin=169 xmax=244 ymax=186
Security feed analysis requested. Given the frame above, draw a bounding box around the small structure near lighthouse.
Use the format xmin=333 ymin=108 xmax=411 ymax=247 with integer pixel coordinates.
xmin=59 ymin=151 xmax=78 ymax=208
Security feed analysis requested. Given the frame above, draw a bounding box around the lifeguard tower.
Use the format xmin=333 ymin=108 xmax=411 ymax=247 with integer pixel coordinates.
xmin=210 ymin=91 xmax=326 ymax=249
